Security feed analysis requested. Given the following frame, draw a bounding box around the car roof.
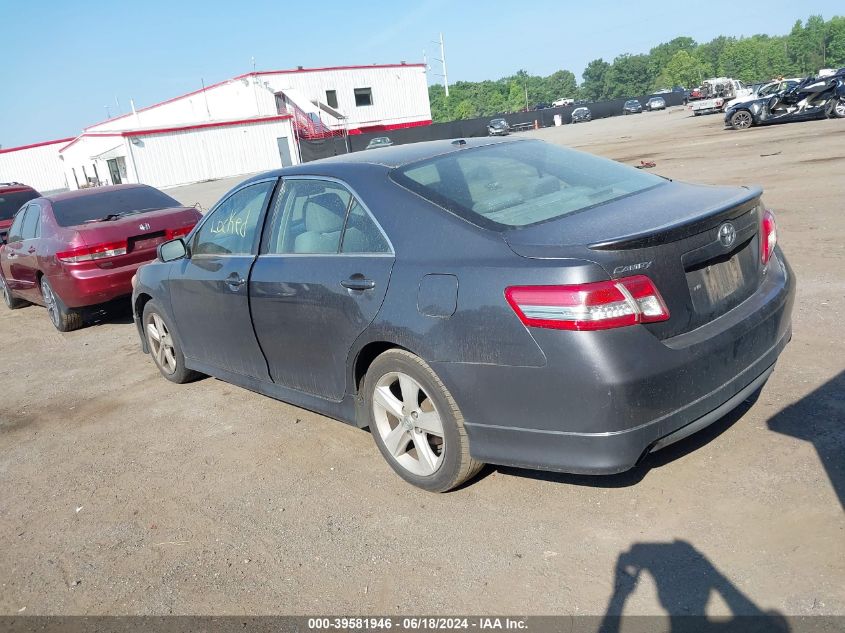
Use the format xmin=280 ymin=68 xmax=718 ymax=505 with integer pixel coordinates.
xmin=46 ymin=183 xmax=153 ymax=203
xmin=0 ymin=182 xmax=38 ymax=194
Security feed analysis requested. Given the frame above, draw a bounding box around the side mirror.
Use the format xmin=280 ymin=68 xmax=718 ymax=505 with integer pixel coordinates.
xmin=158 ymin=238 xmax=187 ymax=263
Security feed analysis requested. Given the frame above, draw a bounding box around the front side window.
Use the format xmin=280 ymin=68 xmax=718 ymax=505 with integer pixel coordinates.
xmin=354 ymin=88 xmax=373 ymax=107
xmin=265 ymin=179 xmax=390 ymax=255
xmin=391 ymin=140 xmax=664 ymax=229
xmin=7 ymin=208 xmax=28 ymax=243
xmin=193 ymin=181 xmax=274 ymax=256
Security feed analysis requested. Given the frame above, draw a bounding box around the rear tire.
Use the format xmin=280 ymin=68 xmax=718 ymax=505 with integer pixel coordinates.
xmin=41 ymin=277 xmax=83 ymax=331
xmin=825 ymin=98 xmax=845 ymax=118
xmin=364 ymin=349 xmax=483 ymax=492
xmin=142 ymin=301 xmax=200 ymax=384
xmin=0 ymin=275 xmax=27 ymax=310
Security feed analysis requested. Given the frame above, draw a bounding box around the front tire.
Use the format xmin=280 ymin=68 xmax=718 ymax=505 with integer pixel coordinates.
xmin=730 ymin=110 xmax=753 ymax=130
xmin=825 ymin=98 xmax=845 ymax=118
xmin=0 ymin=275 xmax=27 ymax=310
xmin=364 ymin=349 xmax=483 ymax=492
xmin=41 ymin=277 xmax=82 ymax=331
xmin=142 ymin=301 xmax=200 ymax=384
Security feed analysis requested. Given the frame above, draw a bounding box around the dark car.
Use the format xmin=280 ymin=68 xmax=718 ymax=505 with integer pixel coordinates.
xmin=132 ymin=138 xmax=794 ymax=492
xmin=571 ymin=107 xmax=592 ymax=123
xmin=725 ymin=69 xmax=845 ymax=129
xmin=365 ymin=136 xmax=393 ymax=150
xmin=487 ymin=118 xmax=510 ymax=136
xmin=0 ymin=184 xmax=201 ymax=331
xmin=646 ymin=96 xmax=667 ymax=111
xmin=623 ymin=100 xmax=643 ymax=115
xmin=0 ymin=182 xmax=40 ymax=244
xmin=532 ymin=103 xmax=550 ymax=110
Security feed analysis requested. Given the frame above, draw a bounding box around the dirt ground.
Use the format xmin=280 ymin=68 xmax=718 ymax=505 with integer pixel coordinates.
xmin=0 ymin=108 xmax=843 ymax=618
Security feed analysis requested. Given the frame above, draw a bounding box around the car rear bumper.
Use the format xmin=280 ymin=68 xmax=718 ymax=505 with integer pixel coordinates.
xmin=432 ymin=250 xmax=795 ymax=474
xmin=50 ymin=259 xmax=152 ymax=308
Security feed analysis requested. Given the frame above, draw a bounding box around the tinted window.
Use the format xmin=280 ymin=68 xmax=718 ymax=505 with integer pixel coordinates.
xmin=21 ymin=204 xmax=40 ymax=239
xmin=326 ymin=90 xmax=338 ymax=108
xmin=391 ymin=141 xmax=663 ymax=229
xmin=52 ymin=186 xmax=180 ymax=227
xmin=341 ymin=200 xmax=390 ymax=254
xmin=7 ymin=208 xmax=28 ymax=243
xmin=0 ymin=189 xmax=39 ymax=221
xmin=354 ymin=88 xmax=373 ymax=107
xmin=193 ymin=181 xmax=273 ymax=256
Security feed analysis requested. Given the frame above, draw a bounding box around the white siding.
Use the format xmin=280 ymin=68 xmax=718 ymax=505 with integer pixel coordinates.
xmin=129 ymin=119 xmax=295 ymax=189
xmin=60 ymin=135 xmax=129 ymax=190
xmin=0 ymin=142 xmax=69 ymax=193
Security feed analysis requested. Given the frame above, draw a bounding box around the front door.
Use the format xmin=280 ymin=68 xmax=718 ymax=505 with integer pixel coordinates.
xmin=249 ymin=178 xmax=394 ymax=400
xmin=2 ymin=204 xmax=41 ymax=302
xmin=170 ymin=179 xmax=277 ymax=380
xmin=107 ymin=159 xmax=122 ymax=185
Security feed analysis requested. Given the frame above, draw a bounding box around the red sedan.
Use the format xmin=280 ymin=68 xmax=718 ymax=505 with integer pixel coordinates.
xmin=0 ymin=184 xmax=201 ymax=331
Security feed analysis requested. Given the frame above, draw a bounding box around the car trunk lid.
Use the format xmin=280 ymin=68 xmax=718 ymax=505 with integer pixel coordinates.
xmin=503 ymin=181 xmax=765 ymax=338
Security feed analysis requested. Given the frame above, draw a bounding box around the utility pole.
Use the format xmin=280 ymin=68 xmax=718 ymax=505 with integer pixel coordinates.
xmin=433 ymin=33 xmax=449 ymax=97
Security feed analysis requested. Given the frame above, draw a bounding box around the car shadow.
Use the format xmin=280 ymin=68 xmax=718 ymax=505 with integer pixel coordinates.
xmin=82 ymin=298 xmax=135 ymax=327
xmin=767 ymin=370 xmax=845 ymax=511
xmin=482 ymin=396 xmax=757 ymax=489
xmin=598 ymin=540 xmax=790 ymax=632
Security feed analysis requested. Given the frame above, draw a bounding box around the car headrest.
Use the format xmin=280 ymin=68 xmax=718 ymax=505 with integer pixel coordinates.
xmin=304 ymin=193 xmax=347 ymax=233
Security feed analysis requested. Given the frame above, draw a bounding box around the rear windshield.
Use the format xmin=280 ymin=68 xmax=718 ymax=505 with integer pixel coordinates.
xmin=0 ymin=189 xmax=39 ymax=221
xmin=391 ymin=141 xmax=664 ymax=229
xmin=52 ymin=187 xmax=180 ymax=227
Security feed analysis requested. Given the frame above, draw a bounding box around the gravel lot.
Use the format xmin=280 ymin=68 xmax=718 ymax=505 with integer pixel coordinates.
xmin=1 ymin=108 xmax=843 ymax=618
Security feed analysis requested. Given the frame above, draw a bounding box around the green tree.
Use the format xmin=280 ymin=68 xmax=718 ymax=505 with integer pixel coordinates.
xmin=653 ymin=50 xmax=711 ymax=89
xmin=581 ymin=58 xmax=610 ymax=100
xmin=604 ymin=54 xmax=652 ymax=97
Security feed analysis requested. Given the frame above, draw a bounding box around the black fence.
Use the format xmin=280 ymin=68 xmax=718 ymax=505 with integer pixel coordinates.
xmin=299 ymin=91 xmax=686 ymax=163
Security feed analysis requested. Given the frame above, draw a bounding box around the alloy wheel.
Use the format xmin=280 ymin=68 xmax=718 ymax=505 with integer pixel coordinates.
xmin=732 ymin=111 xmax=752 ymax=129
xmin=0 ymin=277 xmax=10 ymax=307
xmin=41 ymin=279 xmax=60 ymax=328
xmin=372 ymin=371 xmax=445 ymax=477
xmin=836 ymin=100 xmax=845 ymax=117
xmin=146 ymin=312 xmax=178 ymax=375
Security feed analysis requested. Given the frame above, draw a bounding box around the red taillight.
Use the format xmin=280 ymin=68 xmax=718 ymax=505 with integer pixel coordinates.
xmin=761 ymin=209 xmax=777 ymax=265
xmin=165 ymin=226 xmax=192 ymax=240
xmin=505 ymin=275 xmax=670 ymax=331
xmin=56 ymin=240 xmax=128 ymax=263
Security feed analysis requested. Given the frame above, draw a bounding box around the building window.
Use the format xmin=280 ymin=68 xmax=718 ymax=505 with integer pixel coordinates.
xmin=354 ymin=88 xmax=373 ymax=107
xmin=325 ymin=90 xmax=338 ymax=108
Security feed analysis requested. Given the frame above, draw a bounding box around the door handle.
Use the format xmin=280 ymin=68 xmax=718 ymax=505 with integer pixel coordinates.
xmin=226 ymin=273 xmax=246 ymax=289
xmin=27 ymin=247 xmax=36 ymax=254
xmin=341 ymin=277 xmax=376 ymax=291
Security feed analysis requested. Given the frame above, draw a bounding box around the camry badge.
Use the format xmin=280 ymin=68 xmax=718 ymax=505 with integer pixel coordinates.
xmin=718 ymin=222 xmax=736 ymax=249
xmin=139 ymin=223 xmax=151 ymax=231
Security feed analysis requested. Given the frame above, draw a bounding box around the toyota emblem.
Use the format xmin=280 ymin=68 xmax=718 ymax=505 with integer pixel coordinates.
xmin=139 ymin=222 xmax=151 ymax=231
xmin=718 ymin=222 xmax=736 ymax=249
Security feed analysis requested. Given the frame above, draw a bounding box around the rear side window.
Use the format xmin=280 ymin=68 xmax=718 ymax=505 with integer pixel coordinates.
xmin=0 ymin=189 xmax=39 ymax=221
xmin=6 ymin=208 xmax=28 ymax=242
xmin=391 ymin=141 xmax=663 ymax=229
xmin=52 ymin=187 xmax=180 ymax=227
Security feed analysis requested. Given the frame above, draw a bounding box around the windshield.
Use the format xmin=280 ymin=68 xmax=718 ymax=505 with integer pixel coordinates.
xmin=626 ymin=101 xmax=639 ymax=106
xmin=490 ymin=119 xmax=506 ymax=125
xmin=391 ymin=141 xmax=664 ymax=229
xmin=52 ymin=187 xmax=180 ymax=227
xmin=0 ymin=189 xmax=39 ymax=221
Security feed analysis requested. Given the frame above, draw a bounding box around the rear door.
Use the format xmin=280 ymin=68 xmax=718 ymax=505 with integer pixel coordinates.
xmin=169 ymin=179 xmax=277 ymax=379
xmin=249 ymin=177 xmax=394 ymax=400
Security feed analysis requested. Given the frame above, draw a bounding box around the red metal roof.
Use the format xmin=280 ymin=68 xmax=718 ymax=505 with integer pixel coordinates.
xmin=0 ymin=137 xmax=76 ymax=155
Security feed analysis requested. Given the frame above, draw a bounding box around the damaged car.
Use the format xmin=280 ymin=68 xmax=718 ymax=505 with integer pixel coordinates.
xmin=725 ymin=68 xmax=845 ymax=130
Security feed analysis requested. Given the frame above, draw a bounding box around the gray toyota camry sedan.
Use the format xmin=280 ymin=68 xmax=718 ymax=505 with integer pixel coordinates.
xmin=132 ymin=138 xmax=794 ymax=492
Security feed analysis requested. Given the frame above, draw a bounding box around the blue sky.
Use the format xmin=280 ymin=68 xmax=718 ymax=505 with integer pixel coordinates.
xmin=1 ymin=0 xmax=841 ymax=147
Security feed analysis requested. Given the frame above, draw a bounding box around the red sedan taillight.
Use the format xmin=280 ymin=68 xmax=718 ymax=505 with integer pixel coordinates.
xmin=165 ymin=226 xmax=192 ymax=240
xmin=505 ymin=275 xmax=670 ymax=331
xmin=761 ymin=209 xmax=777 ymax=266
xmin=56 ymin=240 xmax=128 ymax=263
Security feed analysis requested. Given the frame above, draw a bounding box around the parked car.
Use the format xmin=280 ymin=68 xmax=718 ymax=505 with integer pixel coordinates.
xmin=0 ymin=184 xmax=202 ymax=331
xmin=132 ymin=138 xmax=794 ymax=492
xmin=724 ymin=78 xmax=802 ymax=111
xmin=571 ymin=107 xmax=592 ymax=123
xmin=623 ymin=100 xmax=643 ymax=115
xmin=487 ymin=118 xmax=510 ymax=136
xmin=725 ymin=69 xmax=845 ymax=130
xmin=365 ymin=136 xmax=393 ymax=150
xmin=0 ymin=182 xmax=40 ymax=244
xmin=646 ymin=96 xmax=667 ymax=111
xmin=531 ymin=103 xmax=550 ymax=111
xmin=552 ymin=98 xmax=574 ymax=107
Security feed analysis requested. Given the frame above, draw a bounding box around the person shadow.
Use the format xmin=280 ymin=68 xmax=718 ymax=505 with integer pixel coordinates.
xmin=598 ymin=540 xmax=790 ymax=633
xmin=767 ymin=370 xmax=845 ymax=511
